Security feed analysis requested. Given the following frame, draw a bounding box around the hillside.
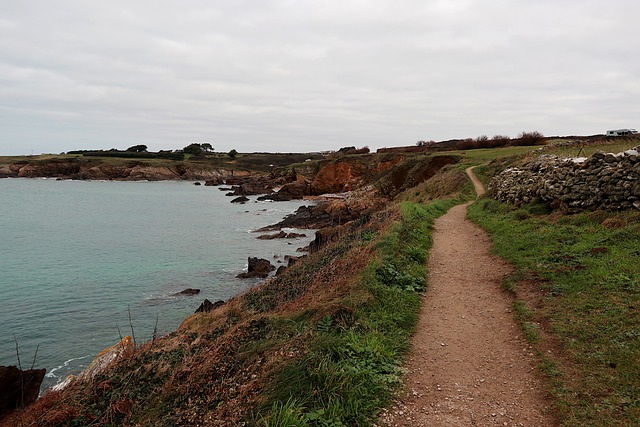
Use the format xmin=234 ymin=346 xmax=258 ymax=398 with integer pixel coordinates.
xmin=2 ymin=137 xmax=639 ymax=426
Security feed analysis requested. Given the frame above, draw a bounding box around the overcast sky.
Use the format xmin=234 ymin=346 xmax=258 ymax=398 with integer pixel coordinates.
xmin=1 ymin=1 xmax=638 ymax=155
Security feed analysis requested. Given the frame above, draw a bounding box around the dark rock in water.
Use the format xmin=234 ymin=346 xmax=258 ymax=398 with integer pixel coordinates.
xmin=257 ymin=231 xmax=287 ymax=240
xmin=193 ymin=182 xmax=202 ymax=186
xmin=218 ymin=187 xmax=233 ymax=191
xmin=226 ymin=192 xmax=236 ymax=197
xmin=286 ymin=232 xmax=307 ymax=238
xmin=174 ymin=288 xmax=200 ymax=296
xmin=0 ymin=366 xmax=46 ymax=418
xmin=195 ymin=299 xmax=225 ymax=313
xmin=257 ymin=231 xmax=307 ymax=240
xmin=204 ymin=177 xmax=223 ymax=186
xmin=231 ymin=196 xmax=250 ymax=204
xmin=236 ymin=257 xmax=276 ymax=279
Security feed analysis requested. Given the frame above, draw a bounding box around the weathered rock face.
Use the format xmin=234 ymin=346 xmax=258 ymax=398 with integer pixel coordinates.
xmin=258 ymin=180 xmax=310 ymax=201
xmin=490 ymin=147 xmax=640 ymax=212
xmin=0 ymin=163 xmax=26 ymax=178
xmin=194 ymin=299 xmax=225 ymax=313
xmin=310 ymin=160 xmax=370 ymax=194
xmin=256 ymin=231 xmax=307 ymax=240
xmin=236 ymin=257 xmax=276 ymax=279
xmin=0 ymin=366 xmax=46 ymax=419
xmin=52 ymin=336 xmax=135 ymax=393
xmin=264 ymin=186 xmax=388 ymax=230
xmin=257 ymin=231 xmax=287 ymax=240
xmin=204 ymin=177 xmax=224 ymax=186
xmin=0 ymin=158 xmax=237 ymax=181
xmin=16 ymin=159 xmax=83 ymax=177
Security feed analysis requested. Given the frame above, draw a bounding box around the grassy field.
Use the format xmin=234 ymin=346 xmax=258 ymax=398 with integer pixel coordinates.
xmin=468 ymin=198 xmax=640 ymax=426
xmin=541 ymin=140 xmax=639 ymax=159
xmin=430 ymin=144 xmax=539 ymax=163
xmin=461 ymin=137 xmax=640 ymax=425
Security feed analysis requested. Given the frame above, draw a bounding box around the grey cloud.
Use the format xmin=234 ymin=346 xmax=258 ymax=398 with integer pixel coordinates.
xmin=1 ymin=0 xmax=639 ymax=155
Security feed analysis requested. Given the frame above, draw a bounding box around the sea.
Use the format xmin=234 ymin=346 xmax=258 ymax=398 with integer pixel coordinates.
xmin=0 ymin=178 xmax=313 ymax=390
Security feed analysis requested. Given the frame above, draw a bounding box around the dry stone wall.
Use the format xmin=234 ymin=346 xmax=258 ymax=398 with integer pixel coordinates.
xmin=490 ymin=146 xmax=640 ymax=212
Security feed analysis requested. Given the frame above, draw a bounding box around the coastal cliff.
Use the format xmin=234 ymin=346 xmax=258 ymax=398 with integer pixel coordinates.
xmin=0 ymin=150 xmax=466 ymax=425
xmin=0 ymin=157 xmax=238 ymax=181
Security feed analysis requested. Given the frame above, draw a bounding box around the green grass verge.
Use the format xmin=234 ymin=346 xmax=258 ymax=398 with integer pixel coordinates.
xmin=257 ymin=198 xmax=461 ymax=427
xmin=468 ymin=198 xmax=640 ymax=426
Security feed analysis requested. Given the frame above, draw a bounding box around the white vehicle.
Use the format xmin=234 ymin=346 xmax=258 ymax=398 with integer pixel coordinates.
xmin=606 ymin=128 xmax=638 ymax=136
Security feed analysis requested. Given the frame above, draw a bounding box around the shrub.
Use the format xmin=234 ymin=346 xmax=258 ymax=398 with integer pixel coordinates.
xmin=514 ymin=131 xmax=545 ymax=146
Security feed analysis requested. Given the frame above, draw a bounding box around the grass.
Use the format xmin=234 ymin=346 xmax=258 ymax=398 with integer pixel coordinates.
xmin=541 ymin=139 xmax=639 ymax=159
xmin=436 ymin=145 xmax=541 ymax=162
xmin=256 ymin=198 xmax=461 ymax=426
xmin=468 ymin=198 xmax=640 ymax=426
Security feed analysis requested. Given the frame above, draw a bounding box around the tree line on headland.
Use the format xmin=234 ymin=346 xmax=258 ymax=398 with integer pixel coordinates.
xmin=66 ymin=143 xmax=238 ymax=161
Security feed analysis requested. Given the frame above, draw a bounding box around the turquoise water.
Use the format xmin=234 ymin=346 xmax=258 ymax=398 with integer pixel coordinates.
xmin=0 ymin=178 xmax=312 ymax=389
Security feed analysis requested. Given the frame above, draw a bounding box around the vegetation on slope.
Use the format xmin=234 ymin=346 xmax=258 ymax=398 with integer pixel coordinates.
xmin=468 ymin=200 xmax=640 ymax=426
xmin=4 ymin=193 xmax=464 ymax=426
xmin=257 ymin=199 xmax=462 ymax=426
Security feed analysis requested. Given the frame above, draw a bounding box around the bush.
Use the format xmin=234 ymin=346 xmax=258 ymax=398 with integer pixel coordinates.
xmin=514 ymin=131 xmax=545 ymax=146
xmin=126 ymin=145 xmax=148 ymax=153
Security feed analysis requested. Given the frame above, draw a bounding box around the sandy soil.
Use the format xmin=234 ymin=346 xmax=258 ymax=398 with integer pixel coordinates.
xmin=378 ymin=168 xmax=557 ymax=426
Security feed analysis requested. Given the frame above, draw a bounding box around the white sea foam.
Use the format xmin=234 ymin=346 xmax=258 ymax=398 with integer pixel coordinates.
xmin=46 ymin=354 xmax=92 ymax=380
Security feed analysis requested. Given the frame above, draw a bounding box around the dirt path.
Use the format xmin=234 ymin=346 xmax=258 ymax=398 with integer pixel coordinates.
xmin=378 ymin=168 xmax=557 ymax=426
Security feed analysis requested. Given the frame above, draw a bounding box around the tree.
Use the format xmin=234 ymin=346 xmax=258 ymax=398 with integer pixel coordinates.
xmin=228 ymin=149 xmax=238 ymax=160
xmin=126 ymin=145 xmax=148 ymax=152
xmin=201 ymin=143 xmax=213 ymax=152
xmin=183 ymin=143 xmax=203 ymax=156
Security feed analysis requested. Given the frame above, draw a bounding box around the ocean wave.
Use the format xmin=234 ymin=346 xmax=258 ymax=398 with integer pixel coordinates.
xmin=46 ymin=354 xmax=92 ymax=380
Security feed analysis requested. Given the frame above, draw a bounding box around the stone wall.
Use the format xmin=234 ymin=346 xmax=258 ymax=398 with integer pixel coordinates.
xmin=490 ymin=146 xmax=640 ymax=212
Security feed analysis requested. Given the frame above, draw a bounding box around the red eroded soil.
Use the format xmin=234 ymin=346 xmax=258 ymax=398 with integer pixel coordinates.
xmin=378 ymin=168 xmax=558 ymax=426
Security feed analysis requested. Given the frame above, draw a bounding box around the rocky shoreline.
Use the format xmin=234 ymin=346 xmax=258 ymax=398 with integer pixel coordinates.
xmin=0 ymin=151 xmax=462 ymax=421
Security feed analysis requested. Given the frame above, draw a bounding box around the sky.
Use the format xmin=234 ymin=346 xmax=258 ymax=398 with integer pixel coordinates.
xmin=1 ymin=0 xmax=639 ymax=155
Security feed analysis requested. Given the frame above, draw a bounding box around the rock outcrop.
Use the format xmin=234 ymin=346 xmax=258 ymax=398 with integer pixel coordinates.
xmin=194 ymin=299 xmax=225 ymax=313
xmin=490 ymin=147 xmax=640 ymax=211
xmin=0 ymin=366 xmax=46 ymax=419
xmin=257 ymin=231 xmax=307 ymax=240
xmin=52 ymin=336 xmax=135 ymax=393
xmin=230 ymin=196 xmax=250 ymax=204
xmin=236 ymin=257 xmax=276 ymax=279
xmin=257 ymin=180 xmax=310 ymax=201
xmin=0 ymin=158 xmax=239 ymax=181
xmin=174 ymin=288 xmax=201 ymax=296
xmin=263 ymin=188 xmax=388 ymax=230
